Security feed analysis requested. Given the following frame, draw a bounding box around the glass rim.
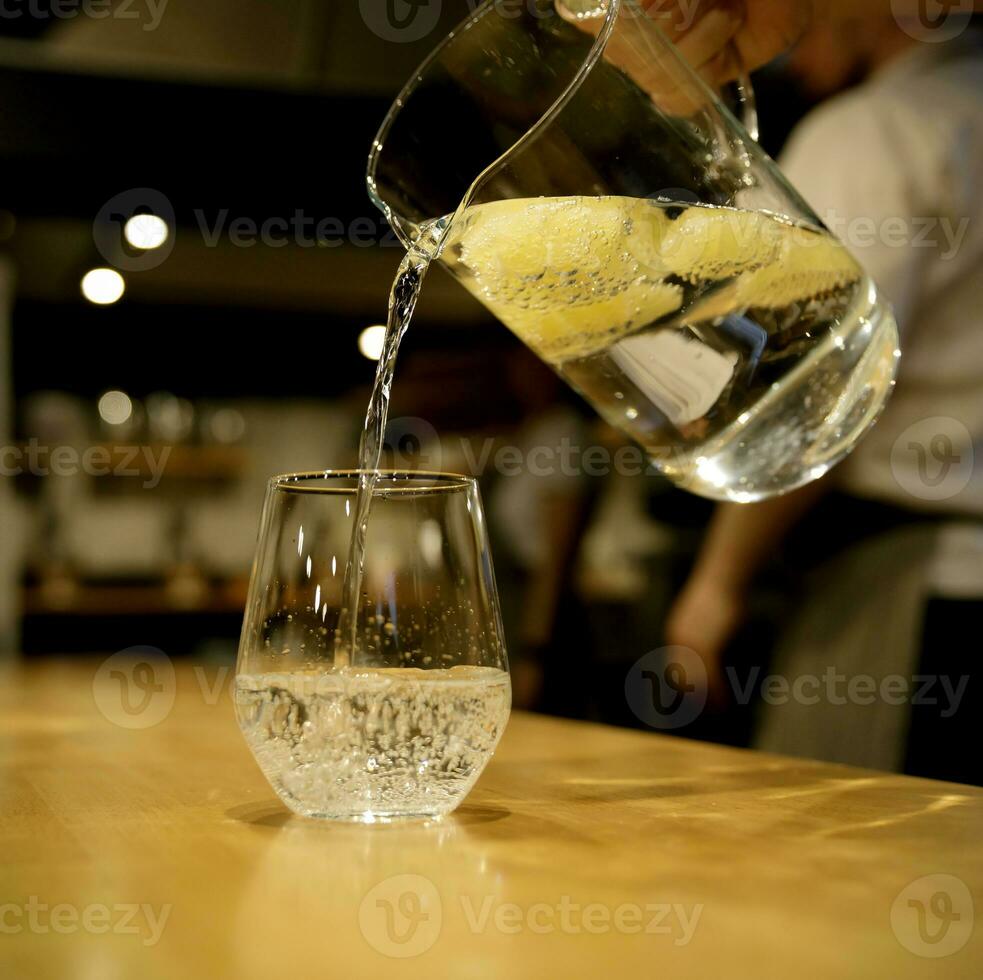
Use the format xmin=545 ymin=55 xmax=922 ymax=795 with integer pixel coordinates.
xmin=269 ymin=469 xmax=477 ymax=496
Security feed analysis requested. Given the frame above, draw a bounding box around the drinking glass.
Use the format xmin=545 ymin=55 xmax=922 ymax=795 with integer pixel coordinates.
xmin=235 ymin=471 xmax=511 ymax=822
xmin=367 ymin=0 xmax=900 ymax=501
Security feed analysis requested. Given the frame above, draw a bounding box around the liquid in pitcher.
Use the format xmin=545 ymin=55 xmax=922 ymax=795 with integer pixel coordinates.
xmin=440 ymin=196 xmax=900 ymax=500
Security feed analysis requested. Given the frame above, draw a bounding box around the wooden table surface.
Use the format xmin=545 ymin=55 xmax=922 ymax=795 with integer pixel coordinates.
xmin=1 ymin=659 xmax=981 ymax=979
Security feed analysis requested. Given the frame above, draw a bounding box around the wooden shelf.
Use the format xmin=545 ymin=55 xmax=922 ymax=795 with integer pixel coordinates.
xmin=21 ymin=578 xmax=249 ymax=617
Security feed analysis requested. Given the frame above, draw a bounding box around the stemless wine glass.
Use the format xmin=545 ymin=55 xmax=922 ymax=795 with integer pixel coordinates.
xmin=235 ymin=471 xmax=511 ymax=823
xmin=367 ymin=0 xmax=901 ymax=501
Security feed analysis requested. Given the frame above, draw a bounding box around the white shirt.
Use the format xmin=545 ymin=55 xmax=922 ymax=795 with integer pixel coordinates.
xmin=779 ymin=35 xmax=983 ymax=520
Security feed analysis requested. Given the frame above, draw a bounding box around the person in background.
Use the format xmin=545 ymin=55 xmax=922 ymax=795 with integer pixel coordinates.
xmin=590 ymin=1 xmax=983 ymax=90
xmin=487 ymin=351 xmax=592 ymax=711
xmin=0 ymin=257 xmax=19 ymax=657
xmin=666 ymin=15 xmax=983 ymax=784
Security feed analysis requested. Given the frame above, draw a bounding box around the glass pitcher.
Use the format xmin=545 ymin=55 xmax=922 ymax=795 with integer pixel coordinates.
xmin=366 ymin=0 xmax=900 ymax=502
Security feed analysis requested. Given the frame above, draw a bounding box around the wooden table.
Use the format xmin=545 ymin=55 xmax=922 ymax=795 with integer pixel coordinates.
xmin=2 ymin=659 xmax=981 ymax=978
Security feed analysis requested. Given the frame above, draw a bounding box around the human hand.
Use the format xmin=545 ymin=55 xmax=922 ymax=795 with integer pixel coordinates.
xmin=560 ymin=0 xmax=814 ymax=92
xmin=663 ymin=0 xmax=815 ymax=84
xmin=664 ymin=574 xmax=746 ymax=707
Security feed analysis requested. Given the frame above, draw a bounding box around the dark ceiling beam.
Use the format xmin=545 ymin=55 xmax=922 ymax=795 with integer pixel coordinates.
xmin=0 ymin=65 xmax=393 ymax=223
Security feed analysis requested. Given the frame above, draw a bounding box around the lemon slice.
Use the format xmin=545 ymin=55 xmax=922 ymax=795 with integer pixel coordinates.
xmin=736 ymin=225 xmax=861 ymax=308
xmin=484 ymin=279 xmax=684 ymax=362
xmin=660 ymin=206 xmax=785 ymax=281
xmin=660 ymin=205 xmax=861 ymax=311
xmin=455 ymin=196 xmax=680 ymax=361
xmin=456 ymin=196 xmax=671 ymax=281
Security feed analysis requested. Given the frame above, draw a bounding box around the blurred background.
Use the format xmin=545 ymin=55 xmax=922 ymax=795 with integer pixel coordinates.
xmin=1 ymin=1 xmax=980 ymax=778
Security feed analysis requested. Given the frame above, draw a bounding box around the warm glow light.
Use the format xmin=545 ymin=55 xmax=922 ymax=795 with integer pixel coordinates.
xmin=98 ymin=390 xmax=133 ymax=426
xmin=81 ymin=268 xmax=125 ymax=305
xmin=695 ymin=456 xmax=728 ymax=490
xmin=418 ymin=519 xmax=443 ymax=569
xmin=208 ymin=407 xmax=246 ymax=444
xmin=124 ymin=214 xmax=169 ymax=250
xmin=358 ymin=325 xmax=386 ymax=361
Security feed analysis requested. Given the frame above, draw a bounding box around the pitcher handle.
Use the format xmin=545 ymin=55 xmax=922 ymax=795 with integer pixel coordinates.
xmin=558 ymin=1 xmax=761 ymax=142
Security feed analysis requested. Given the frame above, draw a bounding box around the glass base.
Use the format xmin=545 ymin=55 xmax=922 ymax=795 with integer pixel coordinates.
xmin=289 ymin=806 xmax=451 ymax=824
